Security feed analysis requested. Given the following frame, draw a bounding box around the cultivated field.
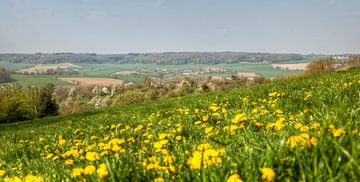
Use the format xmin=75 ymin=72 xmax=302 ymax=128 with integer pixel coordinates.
xmin=0 ymin=68 xmax=359 ymax=181
xmin=58 ymin=78 xmax=125 ymax=86
xmin=272 ymin=63 xmax=309 ymax=70
xmin=16 ymin=63 xmax=80 ymax=74
xmin=10 ymin=74 xmax=73 ymax=86
xmin=1 ymin=62 xmax=306 ymax=87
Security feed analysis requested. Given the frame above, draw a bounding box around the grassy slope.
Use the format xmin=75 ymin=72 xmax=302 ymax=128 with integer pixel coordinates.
xmin=0 ymin=68 xmax=359 ymax=181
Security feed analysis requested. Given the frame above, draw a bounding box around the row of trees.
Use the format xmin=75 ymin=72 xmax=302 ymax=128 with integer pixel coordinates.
xmin=0 ymin=68 xmax=11 ymax=83
xmin=0 ymin=84 xmax=58 ymax=123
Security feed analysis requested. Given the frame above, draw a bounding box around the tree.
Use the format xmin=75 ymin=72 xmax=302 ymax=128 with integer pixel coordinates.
xmin=0 ymin=85 xmax=34 ymax=123
xmin=142 ymin=76 xmax=152 ymax=89
xmin=0 ymin=68 xmax=11 ymax=83
xmin=28 ymin=86 xmax=42 ymax=118
xmin=39 ymin=84 xmax=59 ymax=117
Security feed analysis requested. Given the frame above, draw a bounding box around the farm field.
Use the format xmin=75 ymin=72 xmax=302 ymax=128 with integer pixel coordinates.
xmin=272 ymin=63 xmax=309 ymax=71
xmin=58 ymin=77 xmax=125 ymax=86
xmin=1 ymin=62 xmax=305 ymax=87
xmin=15 ymin=63 xmax=80 ymax=74
xmin=10 ymin=74 xmax=73 ymax=86
xmin=0 ymin=68 xmax=359 ymax=181
xmin=76 ymin=63 xmax=302 ymax=78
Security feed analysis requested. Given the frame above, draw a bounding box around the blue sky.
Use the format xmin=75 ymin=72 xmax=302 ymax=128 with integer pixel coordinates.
xmin=0 ymin=0 xmax=359 ymax=54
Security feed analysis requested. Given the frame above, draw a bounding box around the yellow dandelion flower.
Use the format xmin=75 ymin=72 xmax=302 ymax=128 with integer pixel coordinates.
xmin=0 ymin=169 xmax=5 ymax=177
xmin=158 ymin=133 xmax=167 ymax=140
xmin=175 ymin=136 xmax=182 ymax=141
xmin=226 ymin=174 xmax=243 ymax=182
xmin=23 ymin=175 xmax=44 ymax=182
xmin=84 ymin=165 xmax=96 ymax=175
xmin=332 ymin=128 xmax=345 ymax=137
xmin=4 ymin=176 xmax=21 ymax=182
xmin=90 ymin=136 xmax=98 ymax=140
xmin=260 ymin=168 xmax=276 ymax=182
xmin=97 ymin=163 xmax=108 ymax=180
xmin=85 ymin=152 xmax=99 ymax=161
xmin=153 ymin=177 xmax=164 ymax=182
xmin=65 ymin=159 xmax=74 ymax=165
xmin=205 ymin=127 xmax=213 ymax=134
xmin=202 ymin=115 xmax=209 ymax=122
xmin=232 ymin=114 xmax=247 ymax=124
xmin=72 ymin=168 xmax=84 ymax=178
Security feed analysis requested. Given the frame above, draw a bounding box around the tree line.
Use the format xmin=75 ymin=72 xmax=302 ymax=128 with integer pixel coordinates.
xmin=0 ymin=52 xmax=323 ymax=65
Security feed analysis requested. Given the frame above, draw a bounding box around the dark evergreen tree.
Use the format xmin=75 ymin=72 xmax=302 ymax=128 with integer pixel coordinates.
xmin=39 ymin=84 xmax=59 ymax=117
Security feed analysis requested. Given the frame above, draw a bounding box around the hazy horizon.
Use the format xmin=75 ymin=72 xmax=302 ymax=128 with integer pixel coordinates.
xmin=1 ymin=0 xmax=360 ymax=54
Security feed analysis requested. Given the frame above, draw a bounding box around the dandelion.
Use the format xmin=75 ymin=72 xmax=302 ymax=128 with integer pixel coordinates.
xmin=205 ymin=127 xmax=213 ymax=134
xmin=97 ymin=163 xmax=108 ymax=180
xmin=158 ymin=133 xmax=167 ymax=140
xmin=202 ymin=115 xmax=209 ymax=122
xmin=153 ymin=177 xmax=164 ymax=182
xmin=175 ymin=136 xmax=182 ymax=141
xmin=260 ymin=168 xmax=276 ymax=182
xmin=23 ymin=175 xmax=44 ymax=182
xmin=84 ymin=165 xmax=96 ymax=175
xmin=232 ymin=114 xmax=247 ymax=124
xmin=65 ymin=159 xmax=74 ymax=165
xmin=0 ymin=169 xmax=5 ymax=177
xmin=72 ymin=168 xmax=84 ymax=178
xmin=226 ymin=174 xmax=243 ymax=182
xmin=85 ymin=152 xmax=99 ymax=161
xmin=134 ymin=124 xmax=144 ymax=132
xmin=332 ymin=128 xmax=345 ymax=137
xmin=90 ymin=136 xmax=98 ymax=140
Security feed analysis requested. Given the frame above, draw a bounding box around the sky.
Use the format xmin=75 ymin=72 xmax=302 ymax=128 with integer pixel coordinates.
xmin=0 ymin=0 xmax=359 ymax=54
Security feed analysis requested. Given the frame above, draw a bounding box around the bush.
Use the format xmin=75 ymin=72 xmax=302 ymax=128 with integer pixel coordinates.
xmin=347 ymin=56 xmax=360 ymax=68
xmin=0 ymin=85 xmax=34 ymax=123
xmin=0 ymin=68 xmax=11 ymax=83
xmin=304 ymin=57 xmax=336 ymax=75
xmin=112 ymin=90 xmax=146 ymax=105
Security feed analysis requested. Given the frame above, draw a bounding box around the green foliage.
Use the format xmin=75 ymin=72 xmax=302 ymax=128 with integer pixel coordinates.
xmin=0 ymin=85 xmax=34 ymax=123
xmin=0 ymin=84 xmax=59 ymax=123
xmin=112 ymin=90 xmax=146 ymax=105
xmin=39 ymin=84 xmax=59 ymax=117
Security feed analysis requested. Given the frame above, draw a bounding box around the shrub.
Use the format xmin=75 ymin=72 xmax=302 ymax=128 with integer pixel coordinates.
xmin=304 ymin=57 xmax=336 ymax=75
xmin=0 ymin=68 xmax=11 ymax=83
xmin=0 ymin=85 xmax=34 ymax=123
xmin=112 ymin=90 xmax=146 ymax=105
xmin=347 ymin=56 xmax=360 ymax=68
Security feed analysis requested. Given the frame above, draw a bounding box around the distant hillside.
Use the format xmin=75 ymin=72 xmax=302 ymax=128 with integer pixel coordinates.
xmin=0 ymin=52 xmax=324 ymax=65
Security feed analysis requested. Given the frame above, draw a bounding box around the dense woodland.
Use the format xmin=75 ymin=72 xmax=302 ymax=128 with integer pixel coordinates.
xmin=0 ymin=52 xmax=324 ymax=65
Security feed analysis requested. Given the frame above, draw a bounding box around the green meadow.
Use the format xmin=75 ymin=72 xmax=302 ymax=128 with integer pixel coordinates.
xmin=0 ymin=68 xmax=359 ymax=181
